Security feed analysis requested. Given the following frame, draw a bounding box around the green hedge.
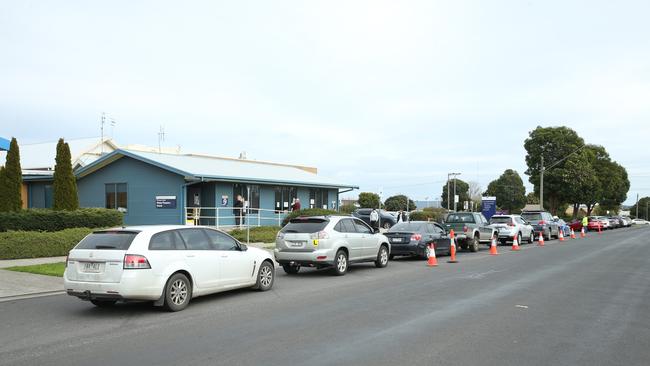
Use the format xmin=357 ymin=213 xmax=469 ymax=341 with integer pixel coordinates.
xmin=0 ymin=208 xmax=123 ymax=232
xmin=230 ymin=226 xmax=280 ymax=243
xmin=281 ymin=208 xmax=341 ymax=226
xmin=0 ymin=228 xmax=94 ymax=259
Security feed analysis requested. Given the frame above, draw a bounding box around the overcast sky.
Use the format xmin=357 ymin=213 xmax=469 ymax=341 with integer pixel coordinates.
xmin=1 ymin=1 xmax=649 ymax=205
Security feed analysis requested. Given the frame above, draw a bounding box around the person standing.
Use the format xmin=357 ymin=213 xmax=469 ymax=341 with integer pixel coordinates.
xmin=234 ymin=194 xmax=245 ymax=227
xmin=291 ymin=198 xmax=301 ymax=212
xmin=370 ymin=209 xmax=379 ymax=230
xmin=582 ymin=215 xmax=589 ymax=232
xmin=396 ymin=210 xmax=403 ymax=223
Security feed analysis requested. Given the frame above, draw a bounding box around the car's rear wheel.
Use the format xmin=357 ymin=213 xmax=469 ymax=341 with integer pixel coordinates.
xmin=375 ymin=245 xmax=389 ymax=268
xmin=544 ymin=230 xmax=551 ymax=241
xmin=528 ymin=232 xmax=535 ymax=244
xmin=469 ymin=235 xmax=480 ymax=252
xmin=282 ymin=263 xmax=300 ymax=275
xmin=253 ymin=261 xmax=274 ymax=291
xmin=90 ymin=299 xmax=117 ymax=308
xmin=332 ymin=250 xmax=348 ymax=276
xmin=163 ymin=273 xmax=191 ymax=312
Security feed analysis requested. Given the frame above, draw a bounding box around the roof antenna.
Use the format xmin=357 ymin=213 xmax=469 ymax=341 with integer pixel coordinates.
xmin=101 ymin=112 xmax=106 ymax=154
xmin=239 ymin=151 xmax=247 ymax=160
xmin=158 ymin=125 xmax=165 ymax=153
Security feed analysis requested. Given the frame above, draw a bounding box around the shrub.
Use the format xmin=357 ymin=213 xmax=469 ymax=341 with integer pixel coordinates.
xmin=409 ymin=211 xmax=435 ymax=222
xmin=0 ymin=228 xmax=94 ymax=259
xmin=339 ymin=204 xmax=357 ymax=215
xmin=0 ymin=208 xmax=123 ymax=232
xmin=230 ymin=226 xmax=280 ymax=243
xmin=281 ymin=208 xmax=340 ymax=226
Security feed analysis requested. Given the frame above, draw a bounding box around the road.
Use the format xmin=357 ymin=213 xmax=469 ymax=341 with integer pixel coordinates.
xmin=1 ymin=227 xmax=649 ymax=366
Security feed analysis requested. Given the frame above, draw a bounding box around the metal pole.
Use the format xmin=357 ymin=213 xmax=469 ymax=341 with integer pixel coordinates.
xmin=453 ymin=176 xmax=457 ymax=212
xmin=636 ymin=194 xmax=639 ymax=218
xmin=246 ymin=186 xmax=251 ymax=244
xmin=447 ymin=175 xmax=450 ymax=212
xmin=539 ymin=155 xmax=544 ymax=210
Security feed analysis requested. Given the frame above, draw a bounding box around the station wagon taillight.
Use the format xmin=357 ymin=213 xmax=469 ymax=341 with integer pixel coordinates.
xmin=310 ymin=231 xmax=330 ymax=240
xmin=124 ymin=254 xmax=151 ymax=269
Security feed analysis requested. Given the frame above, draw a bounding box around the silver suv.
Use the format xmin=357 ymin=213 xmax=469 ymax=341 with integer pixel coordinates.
xmin=275 ymin=216 xmax=390 ymax=276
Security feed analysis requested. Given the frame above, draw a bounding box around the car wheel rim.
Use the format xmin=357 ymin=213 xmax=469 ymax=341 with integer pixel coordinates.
xmin=260 ymin=266 xmax=273 ymax=287
xmin=337 ymin=254 xmax=347 ymax=272
xmin=170 ymin=279 xmax=188 ymax=305
xmin=380 ymin=248 xmax=388 ymax=265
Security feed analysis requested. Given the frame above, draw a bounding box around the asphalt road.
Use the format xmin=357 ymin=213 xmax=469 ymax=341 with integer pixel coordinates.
xmin=1 ymin=227 xmax=649 ymax=366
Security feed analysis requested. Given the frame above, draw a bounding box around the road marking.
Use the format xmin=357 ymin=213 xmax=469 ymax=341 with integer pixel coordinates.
xmin=515 ymin=305 xmax=529 ymax=309
xmin=0 ymin=290 xmax=65 ymax=303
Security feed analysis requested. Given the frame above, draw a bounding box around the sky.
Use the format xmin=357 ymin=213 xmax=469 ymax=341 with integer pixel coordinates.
xmin=1 ymin=0 xmax=649 ymax=205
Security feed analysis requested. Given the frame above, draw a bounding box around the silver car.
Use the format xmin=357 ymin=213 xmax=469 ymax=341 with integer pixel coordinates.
xmin=275 ymin=216 xmax=390 ymax=276
xmin=488 ymin=215 xmax=535 ymax=245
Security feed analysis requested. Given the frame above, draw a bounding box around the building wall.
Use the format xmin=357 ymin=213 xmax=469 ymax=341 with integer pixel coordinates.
xmin=77 ymin=156 xmax=185 ymax=225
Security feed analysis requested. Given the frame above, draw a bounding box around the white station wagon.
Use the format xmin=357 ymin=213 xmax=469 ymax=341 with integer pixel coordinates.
xmin=64 ymin=225 xmax=275 ymax=311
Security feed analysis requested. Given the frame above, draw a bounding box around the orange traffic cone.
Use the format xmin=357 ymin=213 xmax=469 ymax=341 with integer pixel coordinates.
xmin=511 ymin=233 xmax=520 ymax=251
xmin=489 ymin=236 xmax=499 ymax=256
xmin=559 ymin=229 xmax=565 ymax=242
xmin=427 ymin=243 xmax=438 ymax=267
xmin=570 ymin=229 xmax=576 ymax=239
xmin=538 ymin=232 xmax=545 ymax=246
xmin=447 ymin=230 xmax=458 ymax=263
xmin=580 ymin=227 xmax=586 ymax=238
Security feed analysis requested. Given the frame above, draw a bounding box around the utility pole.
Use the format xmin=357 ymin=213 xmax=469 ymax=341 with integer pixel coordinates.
xmin=447 ymin=174 xmax=451 ymax=212
xmin=454 ymin=175 xmax=458 ymax=212
xmin=447 ymin=173 xmax=461 ymax=212
xmin=100 ymin=112 xmax=106 ymax=154
xmin=636 ymin=194 xmax=639 ymax=218
xmin=539 ymin=155 xmax=546 ymax=210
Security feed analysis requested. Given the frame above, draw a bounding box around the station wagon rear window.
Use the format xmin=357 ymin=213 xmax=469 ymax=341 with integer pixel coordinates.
xmin=281 ymin=218 xmax=329 ymax=233
xmin=521 ymin=213 xmax=543 ymax=221
xmin=75 ymin=231 xmax=139 ymax=250
xmin=490 ymin=217 xmax=512 ymax=224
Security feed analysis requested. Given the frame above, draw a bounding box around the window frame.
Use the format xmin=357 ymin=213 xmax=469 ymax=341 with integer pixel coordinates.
xmin=203 ymin=228 xmax=241 ymax=251
xmin=105 ymin=182 xmax=128 ymax=214
xmin=148 ymin=230 xmax=187 ymax=250
xmin=177 ymin=228 xmax=213 ymax=250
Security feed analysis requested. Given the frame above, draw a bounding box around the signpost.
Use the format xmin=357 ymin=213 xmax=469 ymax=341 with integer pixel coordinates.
xmin=481 ymin=196 xmax=497 ymax=221
xmin=155 ymin=196 xmax=177 ymax=209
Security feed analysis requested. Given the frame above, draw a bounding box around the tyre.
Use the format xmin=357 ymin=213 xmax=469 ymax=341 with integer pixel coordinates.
xmin=253 ymin=261 xmax=274 ymax=291
xmin=528 ymin=232 xmax=535 ymax=244
xmin=375 ymin=245 xmax=389 ymax=268
xmin=469 ymin=235 xmax=480 ymax=252
xmin=282 ymin=263 xmax=300 ymax=275
xmin=163 ymin=273 xmax=191 ymax=312
xmin=90 ymin=299 xmax=117 ymax=307
xmin=517 ymin=232 xmax=523 ymax=244
xmin=332 ymin=250 xmax=348 ymax=276
xmin=544 ymin=230 xmax=551 ymax=241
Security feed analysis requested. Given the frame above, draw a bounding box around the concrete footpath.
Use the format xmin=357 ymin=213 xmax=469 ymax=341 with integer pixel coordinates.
xmin=0 ymin=257 xmax=66 ymax=302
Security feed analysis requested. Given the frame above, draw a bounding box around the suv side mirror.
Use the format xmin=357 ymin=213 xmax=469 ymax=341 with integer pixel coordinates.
xmin=239 ymin=244 xmax=248 ymax=251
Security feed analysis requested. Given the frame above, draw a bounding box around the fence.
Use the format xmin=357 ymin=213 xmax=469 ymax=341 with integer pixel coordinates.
xmin=185 ymin=207 xmax=289 ymax=229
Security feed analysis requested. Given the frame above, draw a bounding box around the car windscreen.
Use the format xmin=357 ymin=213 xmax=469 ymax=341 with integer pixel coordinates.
xmin=389 ymin=223 xmax=426 ymax=232
xmin=489 ymin=217 xmax=512 ymax=224
xmin=75 ymin=231 xmax=139 ymax=250
xmin=446 ymin=213 xmax=475 ymax=223
xmin=521 ymin=213 xmax=543 ymax=221
xmin=281 ymin=219 xmax=329 ymax=233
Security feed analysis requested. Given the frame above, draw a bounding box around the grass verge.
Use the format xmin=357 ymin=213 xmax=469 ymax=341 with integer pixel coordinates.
xmin=230 ymin=226 xmax=280 ymax=244
xmin=6 ymin=262 xmax=66 ymax=277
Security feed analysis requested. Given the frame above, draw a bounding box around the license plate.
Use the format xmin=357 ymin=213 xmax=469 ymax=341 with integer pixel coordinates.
xmin=392 ymin=238 xmax=402 ymax=243
xmin=83 ymin=262 xmax=102 ymax=273
xmin=289 ymin=241 xmax=305 ymax=248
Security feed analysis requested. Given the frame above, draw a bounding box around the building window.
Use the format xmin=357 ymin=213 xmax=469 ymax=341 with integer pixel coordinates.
xmin=275 ymin=186 xmax=297 ymax=212
xmin=310 ymin=188 xmax=329 ymax=209
xmin=233 ymin=184 xmax=260 ymax=213
xmin=44 ymin=184 xmax=53 ymax=209
xmin=106 ymin=183 xmax=127 ymax=213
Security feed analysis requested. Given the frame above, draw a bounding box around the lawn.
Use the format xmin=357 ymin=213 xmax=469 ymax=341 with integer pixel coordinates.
xmin=6 ymin=262 xmax=66 ymax=277
xmin=229 ymin=226 xmax=280 ymax=244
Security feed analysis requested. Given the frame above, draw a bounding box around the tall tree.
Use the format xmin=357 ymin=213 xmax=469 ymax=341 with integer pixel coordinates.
xmin=484 ymin=169 xmax=527 ymax=213
xmin=0 ymin=166 xmax=7 ymax=211
xmin=629 ymin=197 xmax=650 ymax=220
xmin=526 ymin=192 xmax=540 ymax=204
xmin=2 ymin=138 xmax=23 ymax=211
xmin=563 ymin=149 xmax=600 ymax=218
xmin=52 ymin=139 xmax=79 ymax=210
xmin=441 ymin=178 xmax=470 ymax=210
xmin=358 ymin=192 xmax=381 ymax=209
xmin=383 ymin=195 xmax=417 ymax=211
xmin=524 ymin=126 xmax=585 ymax=215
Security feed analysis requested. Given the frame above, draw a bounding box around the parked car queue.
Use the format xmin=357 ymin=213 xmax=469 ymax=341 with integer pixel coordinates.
xmin=63 ymin=211 xmax=637 ymax=312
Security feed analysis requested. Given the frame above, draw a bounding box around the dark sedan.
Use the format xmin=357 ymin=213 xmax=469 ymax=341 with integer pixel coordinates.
xmin=383 ymin=221 xmax=451 ymax=259
xmin=352 ymin=209 xmax=397 ymax=229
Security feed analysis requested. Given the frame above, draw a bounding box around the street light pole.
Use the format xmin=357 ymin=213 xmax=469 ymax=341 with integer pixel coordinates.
xmin=540 ymin=156 xmax=544 ymax=210
xmin=447 ymin=172 xmax=461 ymax=212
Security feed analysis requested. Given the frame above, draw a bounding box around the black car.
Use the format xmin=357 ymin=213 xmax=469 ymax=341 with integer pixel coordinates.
xmin=383 ymin=221 xmax=451 ymax=259
xmin=520 ymin=210 xmax=560 ymax=240
xmin=352 ymin=209 xmax=397 ymax=229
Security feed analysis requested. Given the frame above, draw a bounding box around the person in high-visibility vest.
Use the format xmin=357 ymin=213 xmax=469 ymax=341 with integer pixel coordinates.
xmin=582 ymin=216 xmax=589 ymax=232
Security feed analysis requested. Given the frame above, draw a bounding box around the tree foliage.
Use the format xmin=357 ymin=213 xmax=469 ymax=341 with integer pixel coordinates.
xmin=1 ymin=138 xmax=23 ymax=212
xmin=441 ymin=178 xmax=470 ymax=210
xmin=526 ymin=192 xmax=539 ymax=204
xmin=484 ymin=169 xmax=526 ymax=213
xmin=383 ymin=195 xmax=416 ymax=211
xmin=358 ymin=192 xmax=381 ymax=208
xmin=52 ymin=139 xmax=79 ymax=211
xmin=629 ymin=197 xmax=650 ymax=220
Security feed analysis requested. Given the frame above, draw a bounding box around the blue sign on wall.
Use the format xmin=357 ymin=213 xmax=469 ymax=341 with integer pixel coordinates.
xmin=155 ymin=195 xmax=177 ymax=209
xmin=481 ymin=197 xmax=497 ymax=221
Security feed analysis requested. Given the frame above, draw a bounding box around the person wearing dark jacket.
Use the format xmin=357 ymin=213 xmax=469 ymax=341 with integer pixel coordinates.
xmin=233 ymin=195 xmax=245 ymax=226
xmin=291 ymin=198 xmax=301 ymax=212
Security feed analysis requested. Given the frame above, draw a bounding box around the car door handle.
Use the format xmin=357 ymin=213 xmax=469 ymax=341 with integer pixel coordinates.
xmin=186 ymin=255 xmax=196 ymax=258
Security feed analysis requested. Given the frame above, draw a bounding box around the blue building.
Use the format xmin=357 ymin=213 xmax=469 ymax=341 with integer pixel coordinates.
xmin=21 ymin=141 xmax=357 ymax=226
